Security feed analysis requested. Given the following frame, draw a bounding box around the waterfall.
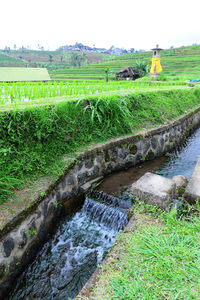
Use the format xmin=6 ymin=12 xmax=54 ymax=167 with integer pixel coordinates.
xmin=82 ymin=195 xmax=128 ymax=231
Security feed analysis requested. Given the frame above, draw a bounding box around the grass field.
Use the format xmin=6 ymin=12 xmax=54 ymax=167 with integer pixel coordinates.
xmin=0 ymin=67 xmax=50 ymax=82
xmin=0 ymin=51 xmax=25 ymax=67
xmin=0 ymin=49 xmax=110 ymax=71
xmin=49 ymin=45 xmax=200 ymax=81
xmin=86 ymin=204 xmax=200 ymax=299
xmin=0 ymin=79 xmax=188 ymax=106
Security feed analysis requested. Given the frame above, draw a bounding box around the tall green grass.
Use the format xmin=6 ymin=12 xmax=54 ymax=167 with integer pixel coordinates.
xmin=0 ymin=87 xmax=200 ymax=203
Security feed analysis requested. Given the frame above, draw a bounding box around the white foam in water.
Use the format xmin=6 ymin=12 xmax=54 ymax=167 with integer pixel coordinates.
xmin=9 ymin=201 xmax=122 ymax=300
xmin=83 ymin=197 xmax=128 ymax=231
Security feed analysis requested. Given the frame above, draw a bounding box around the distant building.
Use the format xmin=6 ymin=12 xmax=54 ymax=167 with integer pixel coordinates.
xmin=116 ymin=67 xmax=140 ymax=80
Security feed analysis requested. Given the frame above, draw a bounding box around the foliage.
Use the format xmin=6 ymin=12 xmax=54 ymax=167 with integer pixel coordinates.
xmin=69 ymin=52 xmax=87 ymax=67
xmin=0 ymin=80 xmax=189 ymax=106
xmin=0 ymin=88 xmax=200 ymax=203
xmin=135 ymin=60 xmax=149 ymax=77
xmin=90 ymin=203 xmax=200 ymax=299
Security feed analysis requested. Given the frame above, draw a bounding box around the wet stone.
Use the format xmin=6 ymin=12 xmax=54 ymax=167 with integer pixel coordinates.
xmin=109 ymin=148 xmax=118 ymax=160
xmin=37 ymin=225 xmax=46 ymax=241
xmin=135 ymin=153 xmax=143 ymax=164
xmin=67 ymin=175 xmax=76 ymax=185
xmin=77 ymin=161 xmax=84 ymax=170
xmin=36 ymin=210 xmax=42 ymax=219
xmin=61 ymin=178 xmax=67 ymax=190
xmin=3 ymin=237 xmax=15 ymax=257
xmin=18 ymin=230 xmax=27 ymax=249
xmin=160 ymin=137 xmax=165 ymax=148
xmin=118 ymin=149 xmax=127 ymax=160
xmin=56 ymin=191 xmax=61 ymax=202
xmin=29 ymin=220 xmax=36 ymax=231
xmin=85 ymin=159 xmax=94 ymax=169
xmin=62 ymin=191 xmax=71 ymax=200
xmin=43 ymin=201 xmax=48 ymax=218
xmin=129 ymin=144 xmax=138 ymax=155
xmin=151 ymin=136 xmax=158 ymax=150
xmin=92 ymin=165 xmax=100 ymax=177
xmin=48 ymin=202 xmax=56 ymax=215
xmin=142 ymin=140 xmax=151 ymax=156
xmin=0 ymin=263 xmax=5 ymax=279
xmin=78 ymin=172 xmax=87 ymax=184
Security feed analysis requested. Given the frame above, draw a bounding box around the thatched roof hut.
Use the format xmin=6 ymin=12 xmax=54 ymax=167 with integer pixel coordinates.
xmin=116 ymin=67 xmax=140 ymax=80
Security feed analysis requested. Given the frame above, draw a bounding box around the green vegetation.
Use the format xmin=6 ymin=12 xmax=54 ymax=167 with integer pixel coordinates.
xmin=89 ymin=202 xmax=200 ymax=299
xmin=0 ymin=80 xmax=188 ymax=106
xmin=0 ymin=52 xmax=25 ymax=67
xmin=1 ymin=87 xmax=200 ymax=203
xmin=50 ymin=44 xmax=200 ymax=80
xmin=0 ymin=68 xmax=50 ymax=82
xmin=0 ymin=49 xmax=109 ymax=71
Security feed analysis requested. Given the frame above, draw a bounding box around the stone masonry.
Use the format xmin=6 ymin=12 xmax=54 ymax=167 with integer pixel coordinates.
xmin=1 ymin=106 xmax=200 ymax=298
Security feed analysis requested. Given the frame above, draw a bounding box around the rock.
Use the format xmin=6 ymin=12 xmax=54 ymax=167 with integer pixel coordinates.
xmin=172 ymin=175 xmax=188 ymax=192
xmin=184 ymin=157 xmax=200 ymax=203
xmin=131 ymin=172 xmax=176 ymax=209
xmin=3 ymin=237 xmax=15 ymax=257
xmin=0 ymin=263 xmax=5 ymax=279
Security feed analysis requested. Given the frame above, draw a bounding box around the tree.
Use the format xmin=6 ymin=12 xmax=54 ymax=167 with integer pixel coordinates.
xmin=135 ymin=61 xmax=149 ymax=77
xmin=49 ymin=54 xmax=53 ymax=62
xmin=104 ymin=68 xmax=111 ymax=82
xmin=4 ymin=46 xmax=10 ymax=53
xmin=38 ymin=44 xmax=44 ymax=51
xmin=69 ymin=52 xmax=87 ymax=67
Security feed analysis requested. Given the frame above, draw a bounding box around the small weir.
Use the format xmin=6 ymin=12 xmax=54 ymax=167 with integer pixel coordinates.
xmin=8 ymin=193 xmax=130 ymax=300
xmin=8 ymin=127 xmax=200 ymax=299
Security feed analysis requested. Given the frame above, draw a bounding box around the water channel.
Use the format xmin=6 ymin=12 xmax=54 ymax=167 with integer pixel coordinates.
xmin=8 ymin=127 xmax=200 ymax=299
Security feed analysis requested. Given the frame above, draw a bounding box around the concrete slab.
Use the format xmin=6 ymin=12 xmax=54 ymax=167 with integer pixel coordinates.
xmin=184 ymin=157 xmax=200 ymax=203
xmin=131 ymin=172 xmax=176 ymax=209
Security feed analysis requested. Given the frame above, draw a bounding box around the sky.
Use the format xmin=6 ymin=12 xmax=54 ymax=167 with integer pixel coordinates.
xmin=1 ymin=0 xmax=200 ymax=51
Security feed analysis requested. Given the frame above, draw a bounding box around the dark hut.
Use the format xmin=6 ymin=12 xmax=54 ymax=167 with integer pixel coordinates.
xmin=116 ymin=67 xmax=140 ymax=80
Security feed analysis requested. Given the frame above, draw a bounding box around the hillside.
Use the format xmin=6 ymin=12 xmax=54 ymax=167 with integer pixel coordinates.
xmin=50 ymin=44 xmax=200 ymax=81
xmin=0 ymin=51 xmax=25 ymax=67
xmin=0 ymin=49 xmax=111 ymax=71
xmin=1 ymin=44 xmax=200 ymax=81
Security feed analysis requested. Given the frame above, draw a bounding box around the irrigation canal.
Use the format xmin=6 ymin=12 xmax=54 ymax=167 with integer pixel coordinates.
xmin=8 ymin=127 xmax=200 ymax=299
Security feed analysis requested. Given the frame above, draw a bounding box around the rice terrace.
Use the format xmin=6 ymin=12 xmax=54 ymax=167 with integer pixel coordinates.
xmin=1 ymin=43 xmax=200 ymax=299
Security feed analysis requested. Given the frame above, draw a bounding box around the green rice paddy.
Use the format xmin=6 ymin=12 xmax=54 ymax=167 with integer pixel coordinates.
xmin=0 ymin=67 xmax=50 ymax=82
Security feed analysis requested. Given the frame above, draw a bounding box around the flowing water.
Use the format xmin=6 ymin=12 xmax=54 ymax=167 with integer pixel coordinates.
xmin=9 ymin=127 xmax=200 ymax=299
xmin=156 ymin=127 xmax=200 ymax=179
xmin=9 ymin=194 xmax=129 ymax=300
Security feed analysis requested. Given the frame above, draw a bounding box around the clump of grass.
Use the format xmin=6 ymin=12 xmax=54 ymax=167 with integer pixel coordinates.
xmin=90 ymin=203 xmax=200 ymax=299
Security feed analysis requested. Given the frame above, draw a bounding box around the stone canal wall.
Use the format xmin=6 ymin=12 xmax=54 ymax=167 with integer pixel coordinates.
xmin=1 ymin=106 xmax=200 ymax=297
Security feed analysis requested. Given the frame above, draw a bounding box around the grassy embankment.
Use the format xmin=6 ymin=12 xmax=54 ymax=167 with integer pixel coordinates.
xmin=1 ymin=87 xmax=200 ymax=207
xmin=84 ymin=202 xmax=200 ymax=299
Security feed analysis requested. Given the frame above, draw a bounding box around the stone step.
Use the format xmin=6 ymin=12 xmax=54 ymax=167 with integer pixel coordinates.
xmin=131 ymin=172 xmax=176 ymax=209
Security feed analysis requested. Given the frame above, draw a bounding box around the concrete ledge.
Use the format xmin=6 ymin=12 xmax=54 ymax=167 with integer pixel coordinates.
xmin=131 ymin=172 xmax=176 ymax=209
xmin=184 ymin=157 xmax=200 ymax=202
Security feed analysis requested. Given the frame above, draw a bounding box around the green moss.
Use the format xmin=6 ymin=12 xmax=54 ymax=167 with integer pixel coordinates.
xmin=129 ymin=144 xmax=138 ymax=155
xmin=145 ymin=149 xmax=155 ymax=161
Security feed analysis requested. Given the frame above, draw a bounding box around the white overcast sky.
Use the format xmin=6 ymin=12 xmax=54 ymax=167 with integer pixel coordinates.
xmin=1 ymin=0 xmax=200 ymax=50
